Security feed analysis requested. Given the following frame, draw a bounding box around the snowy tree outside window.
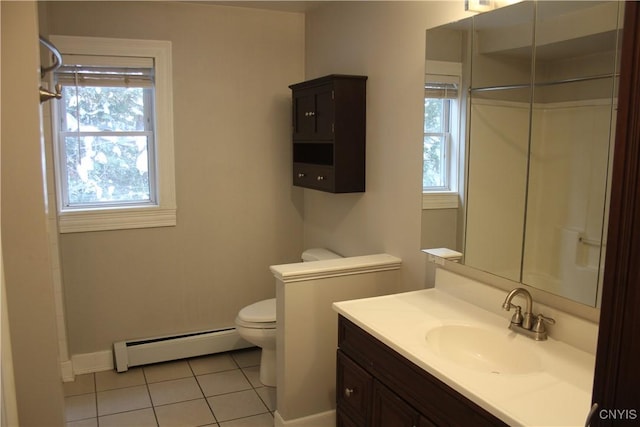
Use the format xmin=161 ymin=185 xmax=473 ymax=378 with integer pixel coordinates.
xmin=56 ymin=63 xmax=156 ymax=208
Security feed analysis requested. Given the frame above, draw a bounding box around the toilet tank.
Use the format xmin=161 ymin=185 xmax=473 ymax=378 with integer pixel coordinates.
xmin=301 ymin=248 xmax=342 ymax=262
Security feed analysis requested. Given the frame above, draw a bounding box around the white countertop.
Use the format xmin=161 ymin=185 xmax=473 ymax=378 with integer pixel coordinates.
xmin=333 ymin=288 xmax=595 ymax=426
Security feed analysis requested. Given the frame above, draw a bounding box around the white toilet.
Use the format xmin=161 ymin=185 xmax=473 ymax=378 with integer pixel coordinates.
xmin=234 ymin=248 xmax=342 ymax=387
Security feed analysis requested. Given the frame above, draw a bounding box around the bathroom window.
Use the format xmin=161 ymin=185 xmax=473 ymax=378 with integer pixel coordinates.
xmin=50 ymin=36 xmax=175 ymax=232
xmin=422 ymin=62 xmax=461 ymax=209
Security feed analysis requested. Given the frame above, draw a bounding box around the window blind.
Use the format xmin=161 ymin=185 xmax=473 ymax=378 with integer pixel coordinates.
xmin=55 ymin=54 xmax=154 ymax=88
xmin=425 ymin=74 xmax=459 ymax=99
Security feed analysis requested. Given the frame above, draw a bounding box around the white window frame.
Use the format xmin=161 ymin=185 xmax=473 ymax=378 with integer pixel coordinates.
xmin=423 ymin=60 xmax=461 ymax=210
xmin=50 ymin=35 xmax=176 ymax=233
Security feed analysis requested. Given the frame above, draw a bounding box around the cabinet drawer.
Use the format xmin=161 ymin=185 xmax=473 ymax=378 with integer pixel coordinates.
xmin=337 ymin=350 xmax=372 ymax=425
xmin=293 ymin=163 xmax=334 ymax=191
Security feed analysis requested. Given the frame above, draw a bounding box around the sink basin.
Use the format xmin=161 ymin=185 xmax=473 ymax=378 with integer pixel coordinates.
xmin=425 ymin=324 xmax=542 ymax=375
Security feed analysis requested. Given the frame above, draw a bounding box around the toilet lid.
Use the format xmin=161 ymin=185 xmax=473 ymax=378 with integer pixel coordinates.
xmin=238 ymin=298 xmax=276 ymax=323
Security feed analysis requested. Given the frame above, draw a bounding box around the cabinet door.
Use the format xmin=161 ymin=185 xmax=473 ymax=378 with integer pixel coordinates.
xmin=372 ymin=381 xmax=421 ymax=427
xmin=292 ymin=88 xmax=316 ymax=139
xmin=419 ymin=415 xmax=438 ymax=427
xmin=313 ymin=85 xmax=334 ymax=140
xmin=292 ymin=84 xmax=334 ymax=141
xmin=337 ymin=410 xmax=363 ymax=427
xmin=336 ymin=351 xmax=372 ymax=426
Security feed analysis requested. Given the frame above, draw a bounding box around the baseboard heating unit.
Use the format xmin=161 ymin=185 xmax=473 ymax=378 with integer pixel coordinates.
xmin=113 ymin=327 xmax=252 ymax=372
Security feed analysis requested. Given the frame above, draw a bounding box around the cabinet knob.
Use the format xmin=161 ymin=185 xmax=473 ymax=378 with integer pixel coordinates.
xmin=305 ymin=111 xmax=316 ymax=117
xmin=297 ymin=173 xmax=306 ymax=178
xmin=344 ymin=387 xmax=354 ymax=398
xmin=317 ymin=176 xmax=325 ymax=181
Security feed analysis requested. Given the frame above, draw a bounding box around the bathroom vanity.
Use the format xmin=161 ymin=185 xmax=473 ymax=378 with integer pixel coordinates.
xmin=337 ymin=316 xmax=506 ymax=426
xmin=333 ymin=269 xmax=597 ymax=426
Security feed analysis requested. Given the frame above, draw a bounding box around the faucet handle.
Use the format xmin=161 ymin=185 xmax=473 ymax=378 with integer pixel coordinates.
xmin=508 ymin=304 xmax=524 ymax=326
xmin=532 ymin=313 xmax=555 ymax=333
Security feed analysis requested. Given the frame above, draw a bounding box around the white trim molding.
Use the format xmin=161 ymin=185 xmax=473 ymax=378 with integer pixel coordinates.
xmin=71 ymin=350 xmax=115 ymax=376
xmin=422 ymin=191 xmax=460 ymax=209
xmin=274 ymin=409 xmax=336 ymax=427
xmin=58 ymin=207 xmax=176 ymax=233
xmin=270 ymin=254 xmax=402 ymax=283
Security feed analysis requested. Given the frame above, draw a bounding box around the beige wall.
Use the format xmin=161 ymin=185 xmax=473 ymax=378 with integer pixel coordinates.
xmin=1 ymin=2 xmax=66 ymax=425
xmin=303 ymin=1 xmax=474 ymax=291
xmin=421 ymin=208 xmax=459 ymax=250
xmin=41 ymin=1 xmax=306 ymax=354
xmin=276 ymin=267 xmax=401 ymax=422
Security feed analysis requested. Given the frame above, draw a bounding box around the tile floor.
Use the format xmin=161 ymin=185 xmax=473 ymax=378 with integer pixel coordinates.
xmin=64 ymin=348 xmax=276 ymax=427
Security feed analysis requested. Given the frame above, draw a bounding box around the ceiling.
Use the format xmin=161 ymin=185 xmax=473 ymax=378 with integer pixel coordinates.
xmin=196 ymin=1 xmax=328 ymax=13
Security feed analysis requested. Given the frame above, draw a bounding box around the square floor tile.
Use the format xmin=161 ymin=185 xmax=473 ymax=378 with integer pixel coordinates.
xmin=64 ymin=374 xmax=95 ymax=397
xmin=144 ymin=360 xmax=193 ymax=383
xmin=189 ymin=353 xmax=237 ymax=375
xmin=148 ymin=377 xmax=203 ymax=406
xmin=255 ymin=387 xmax=276 ymax=412
xmin=219 ymin=412 xmax=274 ymax=427
xmin=66 ymin=418 xmax=98 ymax=427
xmin=97 ymin=385 xmax=152 ymax=416
xmin=65 ymin=393 xmax=96 ymax=422
xmin=197 ymin=369 xmax=252 ymax=397
xmin=95 ymin=368 xmax=145 ymax=391
xmin=154 ymin=399 xmax=216 ymax=427
xmin=99 ymin=408 xmax=158 ymax=427
xmin=231 ymin=348 xmax=261 ymax=368
xmin=241 ymin=366 xmax=262 ymax=388
xmin=208 ymin=389 xmax=269 ymax=422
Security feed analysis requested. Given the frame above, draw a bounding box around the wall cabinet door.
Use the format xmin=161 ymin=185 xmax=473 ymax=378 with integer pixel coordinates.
xmin=292 ymin=84 xmax=334 ymax=141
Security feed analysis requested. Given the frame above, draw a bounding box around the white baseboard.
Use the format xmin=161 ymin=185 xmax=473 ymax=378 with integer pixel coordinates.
xmin=71 ymin=350 xmax=114 ymax=375
xmin=60 ymin=360 xmax=75 ymax=382
xmin=274 ymin=409 xmax=336 ymax=427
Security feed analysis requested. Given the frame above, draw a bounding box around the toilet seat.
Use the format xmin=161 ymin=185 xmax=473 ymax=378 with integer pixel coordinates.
xmin=236 ymin=298 xmax=276 ymax=329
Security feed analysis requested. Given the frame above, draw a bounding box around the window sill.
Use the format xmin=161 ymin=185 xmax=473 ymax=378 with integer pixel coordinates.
xmin=422 ymin=192 xmax=459 ymax=210
xmin=58 ymin=207 xmax=176 ymax=233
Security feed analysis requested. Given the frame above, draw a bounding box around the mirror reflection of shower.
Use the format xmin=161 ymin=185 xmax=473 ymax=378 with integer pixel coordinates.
xmin=423 ymin=0 xmax=623 ymax=308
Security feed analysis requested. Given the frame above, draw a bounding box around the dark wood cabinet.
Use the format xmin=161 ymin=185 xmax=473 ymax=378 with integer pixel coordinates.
xmin=372 ymin=381 xmax=422 ymax=427
xmin=289 ymin=75 xmax=367 ymax=193
xmin=592 ymin=2 xmax=640 ymax=425
xmin=337 ymin=315 xmax=508 ymax=427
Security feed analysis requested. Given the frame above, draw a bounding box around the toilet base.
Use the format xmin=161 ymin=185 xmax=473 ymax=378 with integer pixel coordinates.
xmin=259 ymin=347 xmax=276 ymax=387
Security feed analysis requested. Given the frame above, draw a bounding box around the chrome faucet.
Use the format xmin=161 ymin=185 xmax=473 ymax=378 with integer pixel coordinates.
xmin=502 ymin=288 xmax=555 ymax=340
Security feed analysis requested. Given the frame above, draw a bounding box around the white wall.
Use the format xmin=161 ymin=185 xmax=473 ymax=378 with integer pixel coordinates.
xmin=303 ymin=1 xmax=474 ymax=291
xmin=42 ymin=1 xmax=306 ymax=356
xmin=1 ymin=1 xmax=66 ymax=424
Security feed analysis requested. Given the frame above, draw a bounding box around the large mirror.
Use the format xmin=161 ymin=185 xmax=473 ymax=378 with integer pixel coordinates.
xmin=423 ymin=0 xmax=623 ymax=307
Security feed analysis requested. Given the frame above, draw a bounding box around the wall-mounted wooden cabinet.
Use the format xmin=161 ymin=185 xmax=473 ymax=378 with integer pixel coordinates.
xmin=336 ymin=316 xmax=507 ymax=427
xmin=289 ymin=75 xmax=367 ymax=193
